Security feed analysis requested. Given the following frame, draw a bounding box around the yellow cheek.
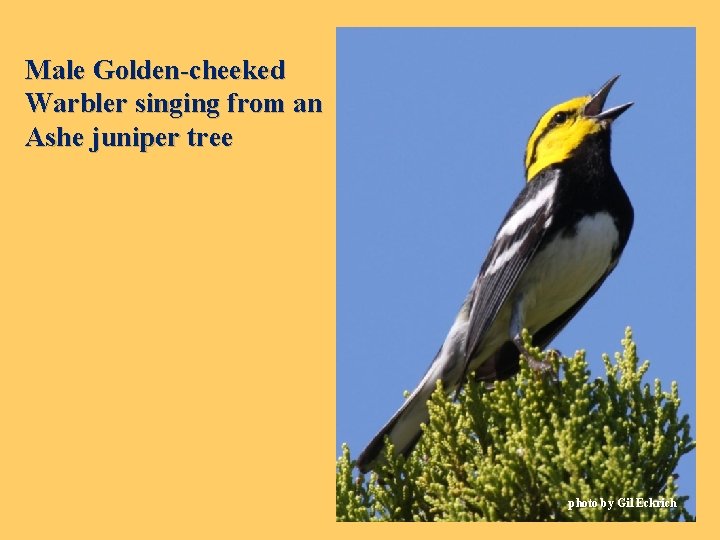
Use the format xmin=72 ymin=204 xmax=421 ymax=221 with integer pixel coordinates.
xmin=526 ymin=120 xmax=601 ymax=180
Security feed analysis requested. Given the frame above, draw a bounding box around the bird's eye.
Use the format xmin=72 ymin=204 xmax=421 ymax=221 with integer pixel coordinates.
xmin=552 ymin=111 xmax=568 ymax=124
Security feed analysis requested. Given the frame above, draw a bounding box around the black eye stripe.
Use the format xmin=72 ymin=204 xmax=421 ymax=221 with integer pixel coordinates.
xmin=527 ymin=110 xmax=575 ymax=169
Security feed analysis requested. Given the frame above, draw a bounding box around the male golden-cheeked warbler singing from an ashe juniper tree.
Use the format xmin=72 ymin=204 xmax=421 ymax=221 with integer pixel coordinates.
xmin=357 ymin=76 xmax=634 ymax=473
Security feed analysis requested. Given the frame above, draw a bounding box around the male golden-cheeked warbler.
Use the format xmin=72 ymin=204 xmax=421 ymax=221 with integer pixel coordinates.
xmin=357 ymin=76 xmax=634 ymax=473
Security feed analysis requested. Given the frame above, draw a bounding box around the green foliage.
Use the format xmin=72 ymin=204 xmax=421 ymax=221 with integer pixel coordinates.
xmin=336 ymin=328 xmax=695 ymax=521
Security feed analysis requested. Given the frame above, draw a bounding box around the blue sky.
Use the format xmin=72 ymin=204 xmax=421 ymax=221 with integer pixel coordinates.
xmin=337 ymin=28 xmax=696 ymax=515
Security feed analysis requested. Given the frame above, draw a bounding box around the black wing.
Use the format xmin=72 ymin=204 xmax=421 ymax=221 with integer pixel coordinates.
xmin=463 ymin=170 xmax=559 ymax=374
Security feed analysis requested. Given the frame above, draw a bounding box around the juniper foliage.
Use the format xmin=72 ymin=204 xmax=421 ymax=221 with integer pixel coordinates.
xmin=336 ymin=328 xmax=695 ymax=521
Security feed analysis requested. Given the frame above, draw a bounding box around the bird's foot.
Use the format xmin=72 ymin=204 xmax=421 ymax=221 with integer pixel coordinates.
xmin=527 ymin=355 xmax=553 ymax=374
xmin=531 ymin=348 xmax=561 ymax=371
xmin=513 ymin=335 xmax=560 ymax=381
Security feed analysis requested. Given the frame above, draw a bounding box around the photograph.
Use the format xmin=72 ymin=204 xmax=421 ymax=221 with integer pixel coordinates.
xmin=336 ymin=27 xmax=696 ymax=521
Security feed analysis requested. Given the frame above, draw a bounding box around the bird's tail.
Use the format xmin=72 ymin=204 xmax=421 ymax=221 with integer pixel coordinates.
xmin=355 ymin=339 xmax=523 ymax=473
xmin=356 ymin=358 xmax=444 ymax=474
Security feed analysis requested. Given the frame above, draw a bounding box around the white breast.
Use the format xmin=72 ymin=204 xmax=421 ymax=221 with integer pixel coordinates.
xmin=517 ymin=212 xmax=619 ymax=332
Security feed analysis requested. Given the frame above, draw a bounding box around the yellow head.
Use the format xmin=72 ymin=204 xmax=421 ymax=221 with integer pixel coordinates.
xmin=524 ymin=76 xmax=633 ymax=181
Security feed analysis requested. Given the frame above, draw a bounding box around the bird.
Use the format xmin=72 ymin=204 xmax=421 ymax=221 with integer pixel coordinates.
xmin=356 ymin=76 xmax=634 ymax=474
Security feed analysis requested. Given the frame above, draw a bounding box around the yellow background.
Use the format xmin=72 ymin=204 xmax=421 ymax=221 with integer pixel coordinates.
xmin=0 ymin=1 xmax=712 ymax=537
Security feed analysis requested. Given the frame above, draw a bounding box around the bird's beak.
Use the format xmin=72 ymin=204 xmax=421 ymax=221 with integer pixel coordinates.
xmin=583 ymin=75 xmax=633 ymax=121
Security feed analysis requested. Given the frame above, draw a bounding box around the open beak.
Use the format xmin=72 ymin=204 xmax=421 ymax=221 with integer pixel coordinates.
xmin=583 ymin=75 xmax=633 ymax=121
